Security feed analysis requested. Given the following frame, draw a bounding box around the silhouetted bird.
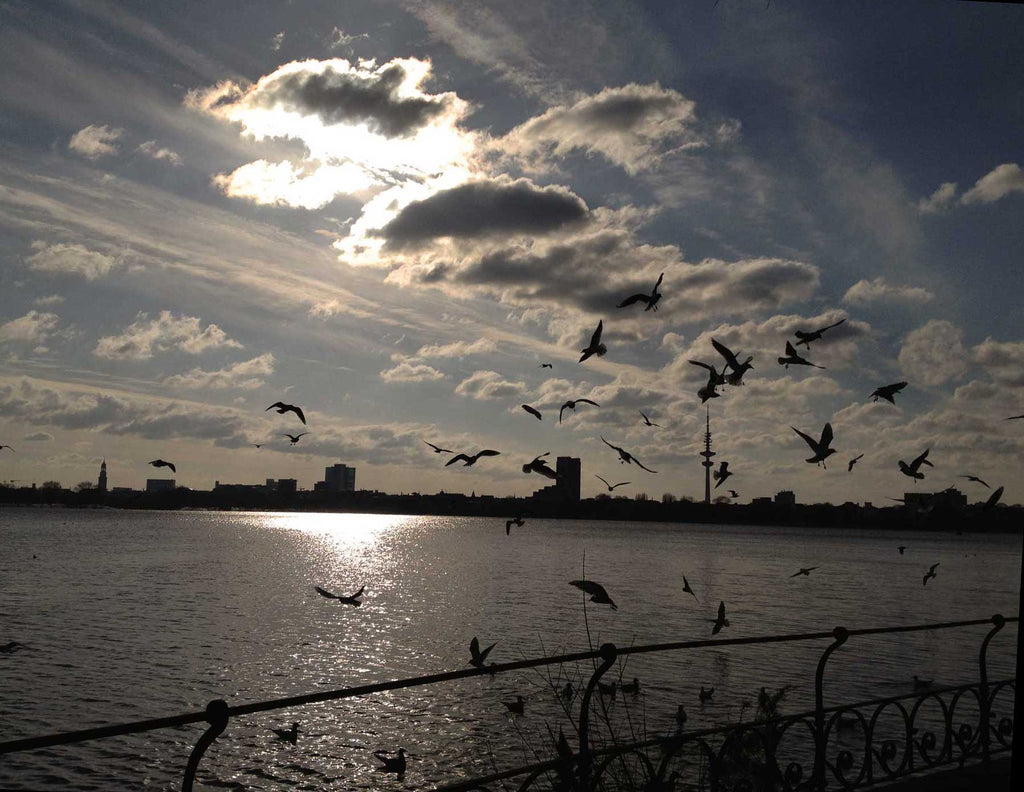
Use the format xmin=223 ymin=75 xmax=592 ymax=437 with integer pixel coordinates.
xmin=445 ymin=449 xmax=501 ymax=467
xmin=265 ymin=401 xmax=306 ymax=424
xmin=271 ymin=722 xmax=299 ymax=744
xmin=983 ymin=486 xmax=1004 ymax=511
xmin=569 ymin=579 xmax=618 ymax=610
xmin=424 ymin=440 xmax=453 ymax=454
xmin=0 ymin=445 xmax=13 ymax=452
xmin=899 ymin=448 xmax=933 ymax=480
xmin=282 ymin=432 xmax=308 ymax=445
xmin=790 ymin=567 xmax=819 ymax=578
xmin=522 ymin=452 xmax=558 ymax=479
xmin=699 ymin=685 xmax=714 ymax=703
xmin=778 ymin=341 xmax=825 ymax=369
xmin=871 ymin=382 xmax=908 ymax=404
xmin=690 ymin=359 xmax=725 ymax=402
xmin=795 ymin=317 xmax=846 ymax=347
xmin=617 ymin=272 xmax=663 ymax=312
xmin=560 ymin=398 xmax=599 ymax=423
xmin=595 ymin=475 xmax=630 ymax=491
xmin=579 ymin=320 xmax=607 ymax=362
xmin=682 ymin=576 xmax=698 ymax=601
xmin=601 ymin=437 xmax=657 ymax=472
xmin=252 ymin=443 xmax=263 ymax=449
xmin=959 ymin=474 xmax=990 ymax=488
xmin=848 ymin=453 xmax=864 ymax=472
xmin=709 ymin=601 xmax=729 ymax=635
xmin=712 ymin=461 xmax=732 ymax=488
xmin=468 ymin=636 xmax=497 ymax=669
xmin=620 ymin=677 xmax=641 ymax=694
xmin=675 ymin=704 xmax=688 ymax=731
xmin=712 ymin=338 xmax=754 ymax=385
xmin=897 ymin=545 xmax=907 ymax=555
xmin=503 ymin=695 xmax=525 ymax=715
xmin=1006 ymin=414 xmax=1024 ymax=420
xmin=506 ymin=516 xmax=525 ymax=535
xmin=639 ymin=410 xmax=661 ymax=427
xmin=912 ymin=675 xmax=933 ymax=691
xmin=727 ymin=489 xmax=739 ymax=499
xmin=539 ymin=363 xmax=553 ymax=368
xmin=521 ymin=404 xmax=542 ymax=420
xmin=1 ymin=641 xmax=25 ymax=653
xmin=597 ymin=680 xmax=617 ymax=697
xmin=792 ymin=422 xmax=836 ymax=468
xmin=315 ymin=585 xmax=364 ymax=606
xmin=561 ymin=682 xmax=575 ymax=701
xmin=149 ymin=459 xmax=176 ymax=473
xmin=374 ymin=748 xmax=407 ymax=774
xmin=922 ymin=563 xmax=939 ymax=586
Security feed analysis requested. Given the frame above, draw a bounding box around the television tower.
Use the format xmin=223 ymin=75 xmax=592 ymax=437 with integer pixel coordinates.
xmin=98 ymin=459 xmax=107 ymax=492
xmin=700 ymin=407 xmax=714 ymax=504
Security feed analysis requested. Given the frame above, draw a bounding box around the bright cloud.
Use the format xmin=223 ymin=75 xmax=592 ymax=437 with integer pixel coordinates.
xmin=212 ymin=159 xmax=378 ymax=209
xmin=842 ymin=277 xmax=933 ymax=305
xmin=898 ymin=320 xmax=970 ymax=386
xmin=972 ymin=337 xmax=1024 ymax=387
xmin=960 ymin=162 xmax=1024 ymax=205
xmin=409 ymin=338 xmax=498 ymax=359
xmin=25 ymin=241 xmax=120 ymax=280
xmin=162 ymin=353 xmax=276 ymax=389
xmin=68 ymin=124 xmax=123 ymax=159
xmin=916 ymin=181 xmax=957 ymax=214
xmin=0 ymin=311 xmax=61 ymax=344
xmin=94 ymin=311 xmax=242 ymax=360
xmin=137 ymin=141 xmax=182 ymax=166
xmin=33 ymin=295 xmax=65 ymax=307
xmin=379 ymin=362 xmax=446 ymax=382
xmin=454 ymin=369 xmax=526 ymax=399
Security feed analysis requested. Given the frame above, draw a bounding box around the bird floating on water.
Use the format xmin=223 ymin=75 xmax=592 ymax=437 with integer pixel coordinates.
xmin=709 ymin=601 xmax=729 ymax=635
xmin=1 ymin=641 xmax=26 ymax=654
xmin=912 ymin=675 xmax=933 ymax=691
xmin=601 ymin=437 xmax=657 ymax=472
xmin=597 ymin=680 xmax=617 ymax=697
xmin=794 ymin=317 xmax=846 ymax=347
xmin=792 ymin=422 xmax=836 ymax=468
xmin=790 ymin=567 xmax=819 ymax=578
xmin=620 ymin=677 xmax=641 ymax=695
xmin=503 ymin=695 xmax=525 ymax=715
xmin=897 ymin=545 xmax=907 ymax=555
xmin=712 ymin=338 xmax=753 ymax=386
xmin=595 ymin=475 xmax=630 ymax=491
xmin=639 ymin=410 xmax=661 ymax=427
xmin=468 ymin=636 xmax=497 ymax=669
xmin=560 ymin=398 xmax=599 ymax=423
xmin=265 ymin=401 xmax=306 ymax=424
xmin=922 ymin=563 xmax=939 ymax=586
xmin=149 ymin=459 xmax=176 ymax=473
xmin=617 ymin=272 xmax=663 ymax=312
xmin=871 ymin=382 xmax=907 ymax=404
xmin=848 ymin=454 xmax=864 ymax=472
xmin=569 ymin=579 xmax=618 ymax=610
xmin=699 ymin=685 xmax=715 ymax=703
xmin=959 ymin=474 xmax=989 ymax=488
xmin=506 ymin=516 xmax=525 ymax=535
xmin=521 ymin=404 xmax=543 ymax=420
xmin=374 ymin=748 xmax=407 ymax=774
xmin=282 ymin=432 xmax=308 ymax=445
xmin=271 ymin=722 xmax=299 ymax=744
xmin=899 ymin=448 xmax=933 ymax=480
xmin=579 ymin=320 xmax=607 ymax=363
xmin=314 ymin=585 xmax=364 ymax=606
xmin=778 ymin=341 xmax=825 ymax=369
xmin=423 ymin=440 xmax=453 ymax=454
xmin=522 ymin=452 xmax=558 ymax=479
xmin=445 ymin=449 xmax=501 ymax=467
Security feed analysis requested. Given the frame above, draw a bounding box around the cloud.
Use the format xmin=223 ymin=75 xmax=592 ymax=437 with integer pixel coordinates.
xmin=960 ymin=163 xmax=1024 ymax=205
xmin=407 ymin=338 xmax=498 ymax=359
xmin=379 ymin=362 xmax=446 ymax=382
xmin=0 ymin=310 xmax=61 ymax=344
xmin=328 ymin=27 xmax=368 ymax=51
xmin=25 ymin=240 xmax=121 ymax=280
xmin=162 ymin=353 xmax=276 ymax=390
xmin=212 ymin=158 xmax=377 ymax=209
xmin=496 ymin=83 xmax=704 ymax=174
xmin=916 ymin=182 xmax=957 ymax=214
xmin=842 ymin=277 xmax=933 ymax=305
xmin=271 ymin=31 xmax=285 ymax=51
xmin=23 ymin=432 xmax=53 ymax=442
xmin=454 ymin=369 xmax=526 ymax=399
xmin=898 ymin=320 xmax=970 ymax=387
xmin=972 ymin=337 xmax=1024 ymax=387
xmin=68 ymin=124 xmax=123 ymax=159
xmin=93 ymin=311 xmax=242 ymax=360
xmin=375 ymin=177 xmax=589 ymax=248
xmin=33 ymin=294 xmax=65 ymax=307
xmin=137 ymin=141 xmax=182 ymax=166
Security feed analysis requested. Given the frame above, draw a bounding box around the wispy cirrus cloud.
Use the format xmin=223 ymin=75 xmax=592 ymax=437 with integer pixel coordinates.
xmin=94 ymin=311 xmax=242 ymax=360
xmin=842 ymin=277 xmax=933 ymax=306
xmin=162 ymin=353 xmax=276 ymax=390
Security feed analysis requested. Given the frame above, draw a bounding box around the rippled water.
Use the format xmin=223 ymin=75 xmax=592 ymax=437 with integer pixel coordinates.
xmin=0 ymin=508 xmax=1019 ymax=790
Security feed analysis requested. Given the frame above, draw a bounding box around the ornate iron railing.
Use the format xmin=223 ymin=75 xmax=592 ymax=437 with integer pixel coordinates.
xmin=0 ymin=615 xmax=1016 ymax=791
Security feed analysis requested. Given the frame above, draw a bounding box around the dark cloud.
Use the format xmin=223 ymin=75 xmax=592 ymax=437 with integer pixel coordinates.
xmin=377 ymin=178 xmax=589 ymax=247
xmin=253 ymin=62 xmax=452 ymax=138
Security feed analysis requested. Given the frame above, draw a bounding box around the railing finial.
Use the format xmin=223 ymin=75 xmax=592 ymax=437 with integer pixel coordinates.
xmin=182 ymin=699 xmax=230 ymax=792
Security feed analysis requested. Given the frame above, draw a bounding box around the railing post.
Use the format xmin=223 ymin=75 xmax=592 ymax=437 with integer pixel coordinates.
xmin=813 ymin=627 xmax=848 ymax=791
xmin=182 ymin=699 xmax=229 ymax=792
xmin=577 ymin=643 xmax=616 ymax=791
xmin=978 ymin=613 xmax=1005 ymax=770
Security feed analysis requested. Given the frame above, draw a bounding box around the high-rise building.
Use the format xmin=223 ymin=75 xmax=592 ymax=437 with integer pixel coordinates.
xmin=98 ymin=460 xmax=107 ymax=492
xmin=555 ymin=456 xmax=581 ymax=502
xmin=146 ymin=479 xmax=175 ymax=492
xmin=322 ymin=463 xmax=356 ymax=492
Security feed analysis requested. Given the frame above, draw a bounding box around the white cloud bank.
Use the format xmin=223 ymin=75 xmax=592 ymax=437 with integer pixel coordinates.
xmin=68 ymin=124 xmax=123 ymax=159
xmin=94 ymin=311 xmax=242 ymax=360
xmin=26 ymin=241 xmax=121 ymax=280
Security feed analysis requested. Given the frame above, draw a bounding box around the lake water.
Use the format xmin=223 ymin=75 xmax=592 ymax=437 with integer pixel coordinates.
xmin=0 ymin=508 xmax=1019 ymax=790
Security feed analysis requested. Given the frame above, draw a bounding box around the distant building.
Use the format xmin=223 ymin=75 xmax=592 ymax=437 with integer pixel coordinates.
xmin=97 ymin=460 xmax=107 ymax=492
xmin=556 ymin=456 xmax=581 ymax=502
xmin=775 ymin=490 xmax=796 ymax=506
xmin=751 ymin=496 xmax=773 ymax=507
xmin=319 ymin=463 xmax=356 ymax=493
xmin=146 ymin=479 xmax=175 ymax=493
xmin=273 ymin=478 xmax=298 ymax=494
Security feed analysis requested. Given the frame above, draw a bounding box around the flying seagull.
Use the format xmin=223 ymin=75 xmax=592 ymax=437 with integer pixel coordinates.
xmin=521 ymin=404 xmax=543 ymax=420
xmin=639 ymin=411 xmax=661 ymax=427
xmin=0 ymin=445 xmax=13 ymax=452
xmin=149 ymin=459 xmax=176 ymax=473
xmin=424 ymin=440 xmax=453 ymax=454
xmin=579 ymin=320 xmax=607 ymax=362
xmin=505 ymin=516 xmax=524 ymax=535
xmin=794 ymin=318 xmax=846 ymax=348
xmin=595 ymin=475 xmax=630 ymax=491
xmin=468 ymin=636 xmax=497 ymax=669
xmin=983 ymin=486 xmax=1004 ymax=511
xmin=617 ymin=272 xmax=664 ymax=312
xmin=792 ymin=423 xmax=837 ymax=468
xmin=560 ymin=398 xmax=599 ymax=423
xmin=539 ymin=363 xmax=553 ymax=368
xmin=778 ymin=341 xmax=825 ymax=369
xmin=1007 ymin=415 xmax=1024 ymax=420
xmin=727 ymin=489 xmax=739 ymax=498
xmin=848 ymin=454 xmax=864 ymax=472
xmin=272 ymin=722 xmax=300 ymax=745
xmin=601 ymin=437 xmax=657 ymax=472
xmin=871 ymin=382 xmax=908 ymax=404
xmin=712 ymin=338 xmax=754 ymax=386
xmin=569 ymin=579 xmax=618 ymax=610
xmin=682 ymin=576 xmax=698 ymax=601
xmin=282 ymin=432 xmax=308 ymax=445
xmin=314 ymin=585 xmax=364 ymax=606
xmin=709 ymin=601 xmax=729 ymax=635
xmin=374 ymin=748 xmax=407 ymax=774
xmin=959 ymin=474 xmax=990 ymax=488
xmin=899 ymin=448 xmax=933 ymax=480
xmin=445 ymin=449 xmax=501 ymax=467
xmin=522 ymin=452 xmax=558 ymax=479
xmin=790 ymin=567 xmax=819 ymax=577
xmin=713 ymin=461 xmax=732 ymax=488
xmin=922 ymin=563 xmax=939 ymax=586
xmin=897 ymin=546 xmax=906 ymax=555
xmin=690 ymin=360 xmax=725 ymax=403
xmin=265 ymin=401 xmax=306 ymax=425
xmin=252 ymin=443 xmax=263 ymax=449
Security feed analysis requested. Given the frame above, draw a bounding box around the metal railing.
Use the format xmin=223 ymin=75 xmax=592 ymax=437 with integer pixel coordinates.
xmin=0 ymin=614 xmax=1016 ymax=791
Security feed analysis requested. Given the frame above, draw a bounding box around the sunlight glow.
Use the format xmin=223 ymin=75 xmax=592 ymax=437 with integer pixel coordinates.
xmin=262 ymin=511 xmax=415 ymax=552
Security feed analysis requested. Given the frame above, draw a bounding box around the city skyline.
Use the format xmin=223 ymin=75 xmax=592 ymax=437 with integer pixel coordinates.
xmin=2 ymin=1 xmax=1024 ymax=503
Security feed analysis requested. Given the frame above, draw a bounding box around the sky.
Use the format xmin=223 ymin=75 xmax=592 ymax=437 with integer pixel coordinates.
xmin=1 ymin=0 xmax=1023 ymax=504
